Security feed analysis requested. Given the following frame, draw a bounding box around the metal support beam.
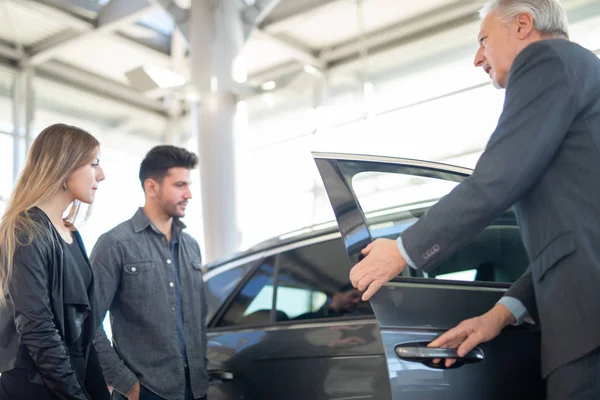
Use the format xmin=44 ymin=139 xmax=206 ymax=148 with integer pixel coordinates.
xmin=27 ymin=0 xmax=96 ymax=29
xmin=23 ymin=66 xmax=35 ymax=152
xmin=259 ymin=0 xmax=341 ymax=28
xmin=10 ymin=62 xmax=35 ymax=182
xmin=12 ymin=73 xmax=22 ymax=185
xmin=251 ymin=30 xmax=323 ymax=69
xmin=38 ymin=61 xmax=168 ymax=116
xmin=240 ymin=0 xmax=283 ymax=39
xmin=0 ymin=43 xmax=22 ymax=62
xmin=29 ymin=0 xmax=157 ymax=65
xmin=153 ymin=0 xmax=190 ymax=41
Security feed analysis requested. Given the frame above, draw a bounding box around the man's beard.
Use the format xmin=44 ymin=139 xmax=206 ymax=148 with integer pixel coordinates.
xmin=158 ymin=196 xmax=186 ymax=218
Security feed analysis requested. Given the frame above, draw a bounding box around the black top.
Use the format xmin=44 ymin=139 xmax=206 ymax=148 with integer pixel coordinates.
xmin=66 ymin=238 xmax=92 ymax=292
xmin=65 ymin=236 xmax=92 ymax=383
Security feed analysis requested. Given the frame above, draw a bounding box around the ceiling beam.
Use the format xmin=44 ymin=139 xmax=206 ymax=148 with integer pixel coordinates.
xmin=0 ymin=43 xmax=23 ymax=61
xmin=321 ymin=1 xmax=481 ymax=63
xmin=259 ymin=0 xmax=342 ymax=29
xmin=246 ymin=1 xmax=480 ymax=85
xmin=152 ymin=0 xmax=190 ymax=41
xmin=26 ymin=0 xmax=97 ymax=28
xmin=29 ymin=0 xmax=158 ymax=66
xmin=251 ymin=29 xmax=322 ymax=69
xmin=241 ymin=0 xmax=283 ymax=39
xmin=38 ymin=60 xmax=168 ymax=116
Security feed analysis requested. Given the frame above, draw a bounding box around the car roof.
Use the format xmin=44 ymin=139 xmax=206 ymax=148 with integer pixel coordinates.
xmin=203 ymin=200 xmax=435 ymax=271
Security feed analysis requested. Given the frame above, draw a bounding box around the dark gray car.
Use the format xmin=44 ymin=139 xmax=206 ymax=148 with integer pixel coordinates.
xmin=203 ymin=153 xmax=545 ymax=399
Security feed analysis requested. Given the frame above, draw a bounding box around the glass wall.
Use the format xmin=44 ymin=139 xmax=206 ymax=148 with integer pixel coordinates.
xmin=235 ymin=10 xmax=600 ymax=249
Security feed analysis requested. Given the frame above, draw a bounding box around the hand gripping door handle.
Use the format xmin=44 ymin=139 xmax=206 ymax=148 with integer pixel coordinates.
xmin=395 ymin=342 xmax=484 ymax=369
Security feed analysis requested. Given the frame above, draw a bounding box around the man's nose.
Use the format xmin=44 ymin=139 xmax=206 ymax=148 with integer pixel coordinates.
xmin=474 ymin=47 xmax=485 ymax=67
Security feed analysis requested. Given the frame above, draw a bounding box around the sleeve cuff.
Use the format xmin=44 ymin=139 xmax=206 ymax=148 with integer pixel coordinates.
xmin=112 ymin=366 xmax=139 ymax=396
xmin=497 ymin=296 xmax=529 ymax=326
xmin=397 ymin=236 xmax=417 ymax=270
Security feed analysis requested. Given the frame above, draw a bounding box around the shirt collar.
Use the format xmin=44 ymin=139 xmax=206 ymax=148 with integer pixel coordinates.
xmin=132 ymin=207 xmax=187 ymax=235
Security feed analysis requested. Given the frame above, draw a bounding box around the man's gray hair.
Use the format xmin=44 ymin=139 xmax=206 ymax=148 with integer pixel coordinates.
xmin=479 ymin=0 xmax=569 ymax=39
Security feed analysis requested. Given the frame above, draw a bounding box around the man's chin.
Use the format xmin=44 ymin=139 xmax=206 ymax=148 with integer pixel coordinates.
xmin=168 ymin=209 xmax=186 ymax=219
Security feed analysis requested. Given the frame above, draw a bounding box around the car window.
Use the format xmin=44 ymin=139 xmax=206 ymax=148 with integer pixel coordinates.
xmin=217 ymin=258 xmax=276 ymax=327
xmin=423 ymin=211 xmax=528 ymax=283
xmin=276 ymin=239 xmax=374 ymax=322
xmin=353 ymin=171 xmax=529 ymax=283
xmin=204 ymin=261 xmax=254 ymax=323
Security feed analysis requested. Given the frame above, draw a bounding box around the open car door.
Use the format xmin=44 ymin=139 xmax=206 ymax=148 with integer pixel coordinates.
xmin=313 ymin=152 xmax=545 ymax=400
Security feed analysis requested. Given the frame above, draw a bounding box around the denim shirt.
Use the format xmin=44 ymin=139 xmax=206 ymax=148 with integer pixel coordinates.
xmin=91 ymin=208 xmax=208 ymax=400
xmin=170 ymin=229 xmax=187 ymax=362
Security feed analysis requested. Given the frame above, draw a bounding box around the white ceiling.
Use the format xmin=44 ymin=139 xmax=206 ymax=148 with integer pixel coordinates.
xmin=0 ymin=0 xmax=598 ymax=128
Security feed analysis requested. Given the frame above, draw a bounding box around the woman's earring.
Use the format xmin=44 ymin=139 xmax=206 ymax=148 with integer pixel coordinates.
xmin=62 ymin=179 xmax=67 ymax=192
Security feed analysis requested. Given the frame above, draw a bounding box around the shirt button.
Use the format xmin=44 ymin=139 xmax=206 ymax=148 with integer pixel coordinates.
xmin=169 ymin=282 xmax=174 ymax=287
xmin=166 ymin=259 xmax=172 ymax=264
xmin=171 ymin=307 xmax=175 ymax=311
xmin=131 ymin=267 xmax=137 ymax=272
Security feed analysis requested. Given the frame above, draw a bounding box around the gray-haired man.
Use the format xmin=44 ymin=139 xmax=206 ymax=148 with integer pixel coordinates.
xmin=350 ymin=1 xmax=600 ymax=398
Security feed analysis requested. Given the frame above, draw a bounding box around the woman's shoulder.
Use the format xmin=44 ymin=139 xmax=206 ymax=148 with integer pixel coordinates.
xmin=14 ymin=208 xmax=55 ymax=251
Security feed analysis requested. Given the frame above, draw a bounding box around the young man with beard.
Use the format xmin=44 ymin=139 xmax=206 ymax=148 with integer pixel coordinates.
xmin=91 ymin=146 xmax=208 ymax=400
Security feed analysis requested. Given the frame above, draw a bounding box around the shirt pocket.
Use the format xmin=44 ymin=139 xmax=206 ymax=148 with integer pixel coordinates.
xmin=122 ymin=261 xmax=158 ymax=297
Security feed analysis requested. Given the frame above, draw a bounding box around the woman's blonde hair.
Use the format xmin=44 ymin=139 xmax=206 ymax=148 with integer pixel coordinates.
xmin=0 ymin=123 xmax=99 ymax=304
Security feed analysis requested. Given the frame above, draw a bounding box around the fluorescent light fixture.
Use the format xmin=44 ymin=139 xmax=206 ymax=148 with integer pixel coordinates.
xmin=261 ymin=80 xmax=276 ymax=90
xmin=174 ymin=0 xmax=192 ymax=8
xmin=232 ymin=55 xmax=248 ymax=83
xmin=142 ymin=65 xmax=185 ymax=89
xmin=125 ymin=65 xmax=185 ymax=92
xmin=211 ymin=76 xmax=218 ymax=93
xmin=303 ymin=64 xmax=323 ymax=77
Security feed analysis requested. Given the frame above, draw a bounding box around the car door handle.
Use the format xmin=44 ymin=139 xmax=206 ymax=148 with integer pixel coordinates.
xmin=395 ymin=343 xmax=484 ymax=369
xmin=208 ymin=369 xmax=234 ymax=382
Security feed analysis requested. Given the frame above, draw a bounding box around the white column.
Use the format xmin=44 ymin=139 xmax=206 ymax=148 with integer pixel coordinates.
xmin=189 ymin=0 xmax=244 ymax=262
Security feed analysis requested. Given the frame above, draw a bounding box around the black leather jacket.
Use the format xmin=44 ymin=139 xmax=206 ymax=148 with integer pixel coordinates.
xmin=0 ymin=208 xmax=107 ymax=399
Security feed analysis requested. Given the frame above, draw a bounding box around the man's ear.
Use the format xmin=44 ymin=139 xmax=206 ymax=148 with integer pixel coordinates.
xmin=515 ymin=12 xmax=535 ymax=39
xmin=144 ymin=178 xmax=159 ymax=197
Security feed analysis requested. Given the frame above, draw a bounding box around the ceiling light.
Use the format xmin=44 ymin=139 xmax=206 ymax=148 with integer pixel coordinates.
xmin=144 ymin=66 xmax=185 ymax=88
xmin=174 ymin=0 xmax=192 ymax=9
xmin=232 ymin=55 xmax=247 ymax=83
xmin=303 ymin=64 xmax=323 ymax=77
xmin=261 ymin=80 xmax=276 ymax=90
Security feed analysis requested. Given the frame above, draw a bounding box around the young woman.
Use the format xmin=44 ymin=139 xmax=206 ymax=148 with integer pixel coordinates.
xmin=0 ymin=123 xmax=110 ymax=399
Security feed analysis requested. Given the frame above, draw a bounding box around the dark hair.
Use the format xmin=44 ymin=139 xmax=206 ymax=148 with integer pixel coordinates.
xmin=139 ymin=145 xmax=199 ymax=189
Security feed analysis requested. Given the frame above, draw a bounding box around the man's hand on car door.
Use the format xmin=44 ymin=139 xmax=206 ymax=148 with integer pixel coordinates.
xmin=349 ymin=238 xmax=408 ymax=301
xmin=427 ymin=303 xmax=515 ymax=367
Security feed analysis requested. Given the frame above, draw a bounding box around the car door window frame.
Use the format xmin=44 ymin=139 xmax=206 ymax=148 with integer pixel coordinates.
xmin=313 ymin=152 xmax=527 ymax=288
xmin=207 ymin=257 xmax=268 ymax=328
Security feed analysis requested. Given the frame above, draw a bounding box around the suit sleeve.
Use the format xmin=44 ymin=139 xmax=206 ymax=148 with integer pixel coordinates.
xmin=9 ymin=239 xmax=87 ymax=400
xmin=400 ymin=42 xmax=579 ymax=272
xmin=502 ymin=269 xmax=539 ymax=323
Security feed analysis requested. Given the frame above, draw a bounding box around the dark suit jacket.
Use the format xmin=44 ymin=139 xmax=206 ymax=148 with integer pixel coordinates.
xmin=400 ymin=39 xmax=600 ymax=377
